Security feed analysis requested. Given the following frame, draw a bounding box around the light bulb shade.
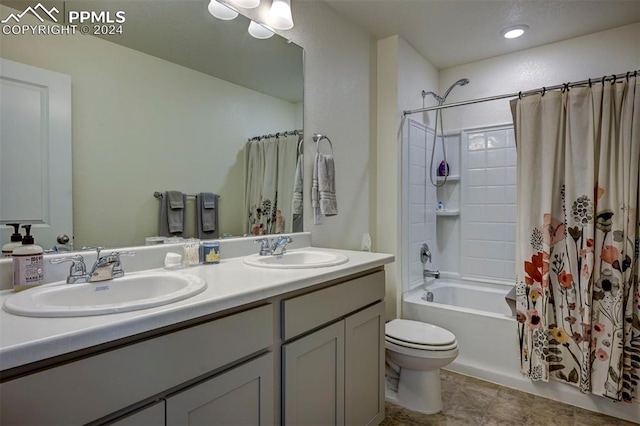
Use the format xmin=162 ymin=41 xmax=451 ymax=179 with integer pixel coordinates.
xmin=248 ymin=21 xmax=274 ymax=39
xmin=232 ymin=0 xmax=260 ymax=9
xmin=208 ymin=0 xmax=238 ymax=20
xmin=268 ymin=0 xmax=293 ymax=30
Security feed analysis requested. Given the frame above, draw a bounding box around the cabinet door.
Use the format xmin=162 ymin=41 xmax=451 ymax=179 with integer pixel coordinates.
xmin=110 ymin=401 xmax=165 ymax=426
xmin=283 ymin=321 xmax=345 ymax=426
xmin=345 ymin=302 xmax=385 ymax=426
xmin=166 ymin=353 xmax=274 ymax=426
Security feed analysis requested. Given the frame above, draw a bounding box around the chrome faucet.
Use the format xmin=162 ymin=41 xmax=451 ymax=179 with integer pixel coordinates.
xmin=89 ymin=247 xmax=135 ymax=281
xmin=272 ymin=236 xmax=293 ymax=256
xmin=423 ymin=269 xmax=440 ymax=279
xmin=50 ymin=254 xmax=89 ymax=284
xmin=50 ymin=247 xmax=136 ymax=283
xmin=254 ymin=236 xmax=293 ymax=256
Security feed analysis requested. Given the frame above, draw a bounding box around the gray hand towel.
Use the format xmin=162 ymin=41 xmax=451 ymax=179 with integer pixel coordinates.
xmin=316 ymin=153 xmax=338 ymax=216
xmin=196 ymin=193 xmax=219 ymax=239
xmin=292 ymin=154 xmax=303 ymax=215
xmin=159 ymin=191 xmax=186 ymax=236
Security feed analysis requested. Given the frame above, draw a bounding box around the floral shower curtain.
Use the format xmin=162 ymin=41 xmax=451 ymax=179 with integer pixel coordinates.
xmin=512 ymin=75 xmax=639 ymax=402
xmin=244 ymin=134 xmax=299 ymax=235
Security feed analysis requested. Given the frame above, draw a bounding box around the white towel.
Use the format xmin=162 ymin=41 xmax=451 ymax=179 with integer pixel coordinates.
xmin=292 ymin=154 xmax=303 ymax=215
xmin=312 ymin=152 xmax=338 ymax=223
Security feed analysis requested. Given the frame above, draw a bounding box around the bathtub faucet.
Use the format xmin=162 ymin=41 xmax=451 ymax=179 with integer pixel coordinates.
xmin=423 ymin=269 xmax=440 ymax=279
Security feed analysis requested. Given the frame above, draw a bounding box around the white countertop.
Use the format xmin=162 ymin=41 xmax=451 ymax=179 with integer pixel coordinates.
xmin=0 ymin=247 xmax=393 ymax=371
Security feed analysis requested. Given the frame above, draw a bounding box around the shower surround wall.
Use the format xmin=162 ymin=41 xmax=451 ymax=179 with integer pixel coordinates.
xmin=402 ymin=118 xmax=461 ymax=293
xmin=458 ymin=126 xmax=517 ymax=281
xmin=402 ymin=119 xmax=437 ymax=294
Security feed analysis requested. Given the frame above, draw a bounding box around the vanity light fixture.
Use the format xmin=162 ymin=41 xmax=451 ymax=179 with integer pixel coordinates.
xmin=248 ymin=20 xmax=275 ymax=39
xmin=501 ymin=24 xmax=528 ymax=39
xmin=207 ymin=0 xmax=239 ymax=20
xmin=268 ymin=0 xmax=294 ymax=30
xmin=231 ymin=0 xmax=260 ymax=9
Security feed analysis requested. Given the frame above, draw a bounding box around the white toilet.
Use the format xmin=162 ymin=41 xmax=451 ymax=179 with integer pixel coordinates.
xmin=385 ymin=319 xmax=458 ymax=414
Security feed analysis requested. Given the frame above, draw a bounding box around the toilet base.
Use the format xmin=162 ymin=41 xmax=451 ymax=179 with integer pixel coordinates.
xmin=387 ymin=368 xmax=443 ymax=414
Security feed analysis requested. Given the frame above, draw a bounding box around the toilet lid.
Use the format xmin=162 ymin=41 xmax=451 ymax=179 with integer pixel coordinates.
xmin=385 ymin=319 xmax=456 ymax=346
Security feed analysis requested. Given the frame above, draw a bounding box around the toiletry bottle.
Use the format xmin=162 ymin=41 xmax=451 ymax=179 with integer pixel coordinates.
xmin=12 ymin=225 xmax=44 ymax=291
xmin=2 ymin=223 xmax=23 ymax=257
xmin=437 ymin=160 xmax=449 ymax=177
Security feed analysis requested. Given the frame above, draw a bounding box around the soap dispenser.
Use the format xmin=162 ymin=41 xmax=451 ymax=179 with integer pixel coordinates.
xmin=2 ymin=223 xmax=23 ymax=257
xmin=12 ymin=225 xmax=44 ymax=291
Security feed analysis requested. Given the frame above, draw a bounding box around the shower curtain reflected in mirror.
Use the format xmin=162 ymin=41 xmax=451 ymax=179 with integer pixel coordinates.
xmin=244 ymin=133 xmax=300 ymax=235
xmin=512 ymin=76 xmax=639 ymax=402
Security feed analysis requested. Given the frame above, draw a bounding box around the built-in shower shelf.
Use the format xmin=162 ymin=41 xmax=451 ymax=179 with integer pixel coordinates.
xmin=436 ymin=175 xmax=460 ymax=183
xmin=436 ymin=209 xmax=460 ymax=217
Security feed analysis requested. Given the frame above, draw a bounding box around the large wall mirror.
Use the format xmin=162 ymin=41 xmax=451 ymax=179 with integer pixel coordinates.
xmin=0 ymin=0 xmax=304 ymax=250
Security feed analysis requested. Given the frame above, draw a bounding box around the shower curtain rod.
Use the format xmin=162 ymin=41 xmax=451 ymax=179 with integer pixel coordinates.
xmin=403 ymin=69 xmax=639 ymax=116
xmin=248 ymin=129 xmax=303 ymax=142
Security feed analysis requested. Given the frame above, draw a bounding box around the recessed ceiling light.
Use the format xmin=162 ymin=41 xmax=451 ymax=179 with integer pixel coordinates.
xmin=501 ymin=24 xmax=528 ymax=39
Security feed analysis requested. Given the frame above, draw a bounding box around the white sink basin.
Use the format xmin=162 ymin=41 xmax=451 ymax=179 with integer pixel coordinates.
xmin=3 ymin=272 xmax=207 ymax=317
xmin=243 ymin=249 xmax=349 ymax=269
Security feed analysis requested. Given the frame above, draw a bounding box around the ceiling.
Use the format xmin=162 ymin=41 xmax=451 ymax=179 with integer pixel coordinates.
xmin=323 ymin=0 xmax=640 ymax=70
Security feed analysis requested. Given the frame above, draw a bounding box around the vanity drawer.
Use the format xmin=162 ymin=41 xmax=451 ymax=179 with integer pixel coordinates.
xmin=282 ymin=271 xmax=385 ymax=340
xmin=0 ymin=304 xmax=273 ymax=426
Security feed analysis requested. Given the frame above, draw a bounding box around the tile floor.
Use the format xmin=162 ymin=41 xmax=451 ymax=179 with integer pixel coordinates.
xmin=381 ymin=370 xmax=639 ymax=426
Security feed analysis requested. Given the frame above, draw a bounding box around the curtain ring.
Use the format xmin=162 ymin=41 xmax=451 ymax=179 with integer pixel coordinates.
xmin=611 ymin=74 xmax=616 ymax=85
xmin=601 ymin=76 xmax=606 ymax=85
xmin=541 ymin=87 xmax=546 ymax=96
xmin=518 ymin=91 xmax=523 ymax=100
xmin=588 ymin=78 xmax=592 ymax=87
xmin=563 ymin=83 xmax=570 ymax=92
xmin=626 ymin=71 xmax=630 ymax=82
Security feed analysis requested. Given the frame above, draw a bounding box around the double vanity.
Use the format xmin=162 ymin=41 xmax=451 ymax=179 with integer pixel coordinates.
xmin=0 ymin=235 xmax=393 ymax=425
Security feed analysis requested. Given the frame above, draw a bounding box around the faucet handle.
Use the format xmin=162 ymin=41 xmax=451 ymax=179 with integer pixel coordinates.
xmin=50 ymin=255 xmax=87 ymax=283
xmin=49 ymin=254 xmax=85 ymax=266
xmin=109 ymin=250 xmax=136 ymax=258
xmin=254 ymin=238 xmax=273 ymax=255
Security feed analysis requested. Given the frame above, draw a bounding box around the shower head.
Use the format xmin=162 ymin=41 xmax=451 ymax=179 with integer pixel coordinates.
xmin=442 ymin=78 xmax=470 ymax=101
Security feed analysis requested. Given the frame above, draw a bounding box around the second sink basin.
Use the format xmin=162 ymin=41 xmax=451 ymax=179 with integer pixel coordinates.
xmin=3 ymin=272 xmax=207 ymax=318
xmin=243 ymin=249 xmax=349 ymax=269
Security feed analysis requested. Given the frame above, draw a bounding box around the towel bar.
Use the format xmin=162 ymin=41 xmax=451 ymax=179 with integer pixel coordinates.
xmin=154 ymin=192 xmax=221 ymax=199
xmin=312 ymin=133 xmax=334 ymax=155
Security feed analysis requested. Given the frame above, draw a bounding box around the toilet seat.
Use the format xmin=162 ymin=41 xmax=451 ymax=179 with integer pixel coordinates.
xmin=385 ymin=335 xmax=458 ymax=351
xmin=385 ymin=319 xmax=457 ymax=351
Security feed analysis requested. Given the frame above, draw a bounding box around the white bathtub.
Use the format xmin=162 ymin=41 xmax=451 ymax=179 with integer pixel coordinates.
xmin=401 ymin=278 xmax=640 ymax=423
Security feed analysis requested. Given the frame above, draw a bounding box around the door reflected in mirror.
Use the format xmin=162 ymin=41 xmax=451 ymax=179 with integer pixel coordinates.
xmin=0 ymin=0 xmax=304 ymax=250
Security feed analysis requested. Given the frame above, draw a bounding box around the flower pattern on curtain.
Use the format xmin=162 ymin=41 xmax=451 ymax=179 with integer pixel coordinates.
xmin=244 ymin=134 xmax=299 ymax=235
xmin=512 ymin=76 xmax=639 ymax=402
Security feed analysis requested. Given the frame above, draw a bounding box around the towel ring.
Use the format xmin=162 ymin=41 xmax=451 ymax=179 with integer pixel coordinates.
xmin=312 ymin=133 xmax=334 ymax=155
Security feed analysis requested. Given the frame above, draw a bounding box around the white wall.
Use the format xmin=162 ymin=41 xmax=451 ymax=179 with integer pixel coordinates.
xmin=439 ymin=23 xmax=640 ymax=131
xmin=243 ymin=1 xmax=373 ymax=251
xmin=0 ymin=4 xmax=299 ymax=248
xmin=376 ymin=35 xmax=438 ymax=318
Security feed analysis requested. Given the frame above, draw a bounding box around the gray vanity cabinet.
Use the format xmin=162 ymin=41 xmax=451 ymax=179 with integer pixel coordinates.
xmin=166 ymin=352 xmax=274 ymax=425
xmin=0 ymin=267 xmax=387 ymax=426
xmin=283 ymin=321 xmax=346 ymax=425
xmin=111 ymin=401 xmax=165 ymax=426
xmin=282 ymin=271 xmax=386 ymax=426
xmin=0 ymin=304 xmax=274 ymax=425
